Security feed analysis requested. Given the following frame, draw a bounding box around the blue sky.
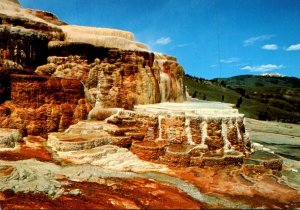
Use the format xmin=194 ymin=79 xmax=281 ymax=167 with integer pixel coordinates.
xmin=19 ymin=0 xmax=300 ymax=79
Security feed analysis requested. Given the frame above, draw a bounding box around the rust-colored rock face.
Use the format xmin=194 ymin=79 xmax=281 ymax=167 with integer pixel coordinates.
xmin=10 ymin=74 xmax=85 ymax=108
xmin=0 ymin=6 xmax=65 ymax=71
xmin=26 ymin=10 xmax=67 ymax=26
xmin=0 ymin=26 xmax=49 ymax=71
xmin=0 ymin=4 xmax=65 ymax=104
xmin=38 ymin=49 xmax=184 ymax=109
xmin=0 ymin=0 xmax=184 ymax=137
xmin=0 ymin=74 xmax=91 ymax=137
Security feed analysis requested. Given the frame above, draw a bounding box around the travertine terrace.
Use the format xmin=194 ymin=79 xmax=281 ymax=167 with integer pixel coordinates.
xmin=48 ymin=101 xmax=250 ymax=167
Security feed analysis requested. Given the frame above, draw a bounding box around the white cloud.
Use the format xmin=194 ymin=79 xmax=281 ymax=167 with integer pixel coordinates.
xmin=220 ymin=57 xmax=239 ymax=64
xmin=261 ymin=44 xmax=278 ymax=50
xmin=155 ymin=37 xmax=172 ymax=45
xmin=243 ymin=34 xmax=275 ymax=46
xmin=177 ymin=43 xmax=192 ymax=48
xmin=286 ymin=43 xmax=300 ymax=51
xmin=241 ymin=64 xmax=284 ymax=72
xmin=210 ymin=64 xmax=217 ymax=68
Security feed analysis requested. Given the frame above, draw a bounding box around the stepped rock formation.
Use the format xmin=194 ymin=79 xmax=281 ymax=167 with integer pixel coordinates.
xmin=0 ymin=0 xmax=273 ymax=169
xmin=0 ymin=0 xmax=184 ymax=137
xmin=49 ymin=102 xmax=251 ymax=168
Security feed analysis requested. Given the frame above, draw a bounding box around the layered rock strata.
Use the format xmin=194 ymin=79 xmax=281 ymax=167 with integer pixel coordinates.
xmin=0 ymin=0 xmax=65 ymax=71
xmin=243 ymin=150 xmax=283 ymax=174
xmin=0 ymin=0 xmax=184 ymax=137
xmin=40 ymin=52 xmax=184 ymax=109
xmin=48 ymin=102 xmax=252 ymax=168
xmin=0 ymin=74 xmax=91 ymax=137
xmin=59 ymin=25 xmax=148 ymax=51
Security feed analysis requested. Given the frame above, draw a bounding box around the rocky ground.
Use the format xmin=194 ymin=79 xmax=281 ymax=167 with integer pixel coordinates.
xmin=0 ymin=120 xmax=300 ymax=209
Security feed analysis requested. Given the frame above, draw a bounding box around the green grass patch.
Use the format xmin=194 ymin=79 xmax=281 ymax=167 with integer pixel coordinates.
xmin=185 ymin=75 xmax=300 ymax=123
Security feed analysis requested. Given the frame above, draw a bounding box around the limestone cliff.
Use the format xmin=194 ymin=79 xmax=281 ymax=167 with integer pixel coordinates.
xmin=0 ymin=74 xmax=91 ymax=136
xmin=36 ymin=50 xmax=184 ymax=109
xmin=60 ymin=25 xmax=148 ymax=51
xmin=0 ymin=0 xmax=185 ymax=136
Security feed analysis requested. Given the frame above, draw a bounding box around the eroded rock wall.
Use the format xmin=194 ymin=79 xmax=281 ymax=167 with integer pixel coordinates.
xmin=36 ymin=46 xmax=184 ymax=109
xmin=0 ymin=0 xmax=184 ymax=138
xmin=0 ymin=74 xmax=91 ymax=136
xmin=0 ymin=26 xmax=48 ymax=70
xmin=10 ymin=74 xmax=85 ymax=108
xmin=0 ymin=5 xmax=65 ymax=104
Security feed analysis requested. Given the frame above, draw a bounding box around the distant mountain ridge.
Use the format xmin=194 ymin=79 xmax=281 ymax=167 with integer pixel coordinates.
xmin=185 ymin=74 xmax=300 ymax=124
xmin=215 ymin=74 xmax=300 ymax=89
